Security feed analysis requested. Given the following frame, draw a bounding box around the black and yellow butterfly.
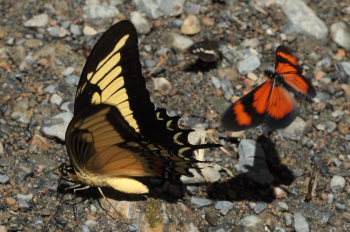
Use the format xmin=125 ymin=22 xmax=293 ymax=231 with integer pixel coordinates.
xmin=65 ymin=20 xmax=219 ymax=194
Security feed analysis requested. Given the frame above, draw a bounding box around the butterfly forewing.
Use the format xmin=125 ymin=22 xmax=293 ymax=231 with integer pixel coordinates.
xmin=276 ymin=46 xmax=316 ymax=98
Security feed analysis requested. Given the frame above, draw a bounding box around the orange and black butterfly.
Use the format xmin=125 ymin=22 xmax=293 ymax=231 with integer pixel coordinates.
xmin=65 ymin=20 xmax=219 ymax=194
xmin=221 ymin=46 xmax=316 ymax=131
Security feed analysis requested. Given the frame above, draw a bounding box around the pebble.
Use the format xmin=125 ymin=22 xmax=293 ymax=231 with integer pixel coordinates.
xmin=65 ymin=75 xmax=80 ymax=86
xmin=205 ymin=210 xmax=219 ymax=226
xmin=47 ymin=26 xmax=69 ymax=38
xmin=211 ymin=76 xmax=221 ymax=89
xmin=0 ymin=175 xmax=9 ymax=184
xmin=69 ymin=24 xmax=82 ymax=36
xmin=169 ymin=32 xmax=193 ymax=50
xmin=134 ymin=0 xmax=161 ymax=19
xmin=184 ymin=1 xmax=200 ymax=15
xmin=50 ymin=93 xmax=63 ymax=105
xmin=181 ymin=15 xmax=201 ymax=35
xmin=0 ymin=142 xmax=4 ymax=155
xmin=330 ymin=22 xmax=350 ymax=50
xmin=253 ymin=201 xmax=267 ymax=215
xmin=215 ymin=201 xmax=234 ymax=216
xmin=221 ymin=79 xmax=235 ymax=101
xmin=277 ymin=202 xmax=289 ymax=211
xmin=237 ymin=139 xmax=273 ymax=184
xmin=183 ymin=223 xmax=200 ymax=232
xmin=83 ymin=25 xmax=98 ymax=36
xmin=190 ymin=197 xmax=212 ymax=208
xmin=83 ymin=0 xmax=119 ymax=19
xmin=330 ymin=175 xmax=346 ymax=193
xmin=275 ymin=227 xmax=286 ymax=232
xmin=130 ymin=11 xmax=151 ymax=34
xmin=237 ymin=55 xmax=261 ymax=75
xmin=293 ymin=213 xmax=310 ymax=232
xmin=277 ymin=0 xmax=328 ymax=40
xmin=201 ymin=166 xmax=221 ymax=183
xmin=44 ymin=83 xmax=58 ymax=94
xmin=62 ymin=67 xmax=75 ymax=76
xmin=16 ymin=193 xmax=33 ymax=209
xmin=239 ymin=215 xmax=262 ymax=227
xmin=157 ymin=0 xmax=184 ymax=17
xmin=85 ymin=220 xmax=98 ymax=227
xmin=41 ymin=111 xmax=73 ymax=141
xmin=10 ymin=98 xmax=32 ymax=124
xmin=23 ymin=13 xmax=49 ymax=28
xmin=284 ymin=213 xmax=293 ymax=226
xmin=152 ymin=77 xmax=172 ymax=95
xmin=282 ymin=117 xmax=307 ymax=140
xmin=82 ymin=225 xmax=90 ymax=232
xmin=340 ymin=62 xmax=350 ymax=77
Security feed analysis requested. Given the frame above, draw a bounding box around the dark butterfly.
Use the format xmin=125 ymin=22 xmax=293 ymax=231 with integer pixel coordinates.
xmin=221 ymin=46 xmax=316 ymax=131
xmin=65 ymin=20 xmax=219 ymax=194
xmin=188 ymin=40 xmax=220 ymax=63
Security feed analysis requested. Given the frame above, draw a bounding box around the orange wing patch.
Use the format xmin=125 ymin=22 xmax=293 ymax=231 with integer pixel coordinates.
xmin=233 ymin=101 xmax=252 ymax=126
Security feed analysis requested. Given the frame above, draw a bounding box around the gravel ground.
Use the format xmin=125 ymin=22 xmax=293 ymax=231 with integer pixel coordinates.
xmin=0 ymin=0 xmax=350 ymax=231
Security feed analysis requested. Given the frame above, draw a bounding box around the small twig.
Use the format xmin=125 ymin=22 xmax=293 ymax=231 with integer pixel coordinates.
xmin=147 ymin=56 xmax=166 ymax=78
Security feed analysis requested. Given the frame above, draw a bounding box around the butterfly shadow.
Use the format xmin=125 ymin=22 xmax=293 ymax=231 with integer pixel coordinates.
xmin=207 ymin=134 xmax=295 ymax=203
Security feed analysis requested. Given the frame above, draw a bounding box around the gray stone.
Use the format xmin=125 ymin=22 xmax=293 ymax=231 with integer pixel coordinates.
xmin=65 ymin=75 xmax=80 ymax=86
xmin=277 ymin=201 xmax=289 ymax=211
xmin=157 ymin=0 xmax=184 ymax=17
xmin=60 ymin=102 xmax=73 ymax=113
xmin=50 ymin=94 xmax=63 ymax=105
xmin=330 ymin=22 xmax=350 ymax=50
xmin=237 ymin=55 xmax=261 ymax=75
xmin=211 ymin=76 xmax=221 ymax=89
xmin=330 ymin=175 xmax=346 ymax=193
xmin=275 ymin=227 xmax=286 ymax=232
xmin=282 ymin=117 xmax=307 ymax=140
xmin=294 ymin=213 xmax=309 ymax=232
xmin=277 ymin=0 xmax=328 ymax=40
xmin=17 ymin=193 xmax=33 ymax=209
xmin=0 ymin=142 xmax=4 ymax=155
xmin=201 ymin=166 xmax=221 ymax=183
xmin=11 ymin=98 xmax=32 ymax=124
xmin=47 ymin=26 xmax=69 ymax=38
xmin=190 ymin=197 xmax=212 ymax=208
xmin=23 ymin=13 xmax=49 ymax=28
xmin=215 ymin=201 xmax=234 ymax=216
xmin=41 ymin=111 xmax=73 ymax=141
xmin=70 ymin=24 xmax=82 ymax=36
xmin=284 ymin=213 xmax=293 ymax=226
xmin=341 ymin=62 xmax=350 ymax=77
xmin=134 ymin=0 xmax=161 ymax=19
xmin=82 ymin=225 xmax=90 ymax=232
xmin=130 ymin=11 xmax=151 ymax=34
xmin=83 ymin=0 xmax=119 ymax=19
xmin=184 ymin=2 xmax=200 ymax=15
xmin=62 ymin=67 xmax=75 ymax=76
xmin=0 ymin=175 xmax=9 ymax=184
xmin=253 ymin=201 xmax=267 ymax=214
xmin=239 ymin=215 xmax=262 ymax=227
xmin=324 ymin=121 xmax=337 ymax=133
xmin=237 ymin=139 xmax=273 ymax=184
xmin=169 ymin=32 xmax=193 ymax=50
xmin=44 ymin=83 xmax=58 ymax=94
xmin=221 ymin=79 xmax=235 ymax=101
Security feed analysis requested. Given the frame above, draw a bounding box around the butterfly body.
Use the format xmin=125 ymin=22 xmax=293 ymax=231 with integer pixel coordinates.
xmin=222 ymin=46 xmax=316 ymax=131
xmin=65 ymin=20 xmax=219 ymax=194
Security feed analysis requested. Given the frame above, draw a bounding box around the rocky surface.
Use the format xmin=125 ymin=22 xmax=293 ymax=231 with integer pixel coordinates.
xmin=0 ymin=0 xmax=349 ymax=231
